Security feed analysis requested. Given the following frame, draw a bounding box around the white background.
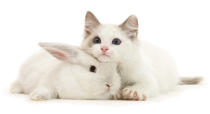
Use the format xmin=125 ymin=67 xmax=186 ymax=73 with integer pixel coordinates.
xmin=0 ymin=0 xmax=210 ymax=114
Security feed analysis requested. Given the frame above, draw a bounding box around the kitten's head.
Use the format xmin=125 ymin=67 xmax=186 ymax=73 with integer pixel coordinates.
xmin=81 ymin=11 xmax=139 ymax=62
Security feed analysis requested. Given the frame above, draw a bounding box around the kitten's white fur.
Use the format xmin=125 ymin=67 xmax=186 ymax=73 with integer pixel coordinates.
xmin=81 ymin=11 xmax=201 ymax=100
xmin=10 ymin=43 xmax=121 ymax=100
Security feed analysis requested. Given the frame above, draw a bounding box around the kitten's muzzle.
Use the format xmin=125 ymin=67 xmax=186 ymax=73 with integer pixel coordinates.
xmin=101 ymin=46 xmax=109 ymax=53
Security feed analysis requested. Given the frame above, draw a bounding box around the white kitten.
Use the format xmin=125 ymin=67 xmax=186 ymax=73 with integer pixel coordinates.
xmin=81 ymin=11 xmax=202 ymax=100
xmin=10 ymin=43 xmax=121 ymax=100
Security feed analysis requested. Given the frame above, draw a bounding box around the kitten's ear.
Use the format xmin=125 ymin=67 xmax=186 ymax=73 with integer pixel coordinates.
xmin=119 ymin=15 xmax=138 ymax=39
xmin=39 ymin=42 xmax=78 ymax=62
xmin=84 ymin=11 xmax=100 ymax=37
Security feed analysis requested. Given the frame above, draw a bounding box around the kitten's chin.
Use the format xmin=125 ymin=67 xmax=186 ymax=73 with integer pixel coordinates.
xmin=97 ymin=56 xmax=112 ymax=62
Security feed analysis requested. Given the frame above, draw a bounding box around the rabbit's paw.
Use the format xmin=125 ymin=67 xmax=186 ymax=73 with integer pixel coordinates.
xmin=10 ymin=82 xmax=22 ymax=94
xmin=121 ymin=87 xmax=147 ymax=101
xmin=30 ymin=88 xmax=51 ymax=101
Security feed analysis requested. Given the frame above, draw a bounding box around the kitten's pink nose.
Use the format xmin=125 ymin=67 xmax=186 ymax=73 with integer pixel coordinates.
xmin=101 ymin=46 xmax=109 ymax=52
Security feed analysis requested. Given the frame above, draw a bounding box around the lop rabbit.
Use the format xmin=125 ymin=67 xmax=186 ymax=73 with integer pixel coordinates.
xmin=10 ymin=43 xmax=121 ymax=100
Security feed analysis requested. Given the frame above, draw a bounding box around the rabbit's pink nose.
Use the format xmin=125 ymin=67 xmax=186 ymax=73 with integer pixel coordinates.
xmin=106 ymin=84 xmax=111 ymax=90
xmin=101 ymin=46 xmax=109 ymax=52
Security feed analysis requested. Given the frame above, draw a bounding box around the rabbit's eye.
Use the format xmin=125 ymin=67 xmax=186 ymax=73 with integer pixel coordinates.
xmin=89 ymin=65 xmax=96 ymax=73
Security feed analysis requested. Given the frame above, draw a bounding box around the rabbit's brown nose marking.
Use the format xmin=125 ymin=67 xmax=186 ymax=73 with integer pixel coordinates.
xmin=106 ymin=84 xmax=110 ymax=88
xmin=106 ymin=84 xmax=111 ymax=90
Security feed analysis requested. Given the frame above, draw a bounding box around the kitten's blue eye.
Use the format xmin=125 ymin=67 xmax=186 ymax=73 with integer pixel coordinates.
xmin=93 ymin=37 xmax=101 ymax=44
xmin=112 ymin=38 xmax=121 ymax=45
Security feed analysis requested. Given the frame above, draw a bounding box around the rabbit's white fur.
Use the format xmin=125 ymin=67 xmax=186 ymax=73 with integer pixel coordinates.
xmin=10 ymin=43 xmax=121 ymax=100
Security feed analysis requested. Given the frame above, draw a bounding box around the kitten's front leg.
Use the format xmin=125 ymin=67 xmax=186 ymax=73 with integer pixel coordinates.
xmin=121 ymin=74 xmax=159 ymax=101
xmin=121 ymin=86 xmax=146 ymax=101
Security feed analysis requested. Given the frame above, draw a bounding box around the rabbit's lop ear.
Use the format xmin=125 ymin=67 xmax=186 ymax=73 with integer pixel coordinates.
xmin=39 ymin=42 xmax=78 ymax=61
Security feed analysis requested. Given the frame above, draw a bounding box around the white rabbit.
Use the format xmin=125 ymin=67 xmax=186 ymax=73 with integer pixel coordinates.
xmin=10 ymin=43 xmax=121 ymax=100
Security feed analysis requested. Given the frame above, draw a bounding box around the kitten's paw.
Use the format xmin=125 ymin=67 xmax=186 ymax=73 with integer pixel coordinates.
xmin=30 ymin=88 xmax=51 ymax=101
xmin=10 ymin=82 xmax=22 ymax=94
xmin=112 ymin=93 xmax=122 ymax=100
xmin=122 ymin=88 xmax=147 ymax=101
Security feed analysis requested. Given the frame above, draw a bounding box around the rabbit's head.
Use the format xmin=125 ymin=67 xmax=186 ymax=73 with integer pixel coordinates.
xmin=39 ymin=42 xmax=121 ymax=99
